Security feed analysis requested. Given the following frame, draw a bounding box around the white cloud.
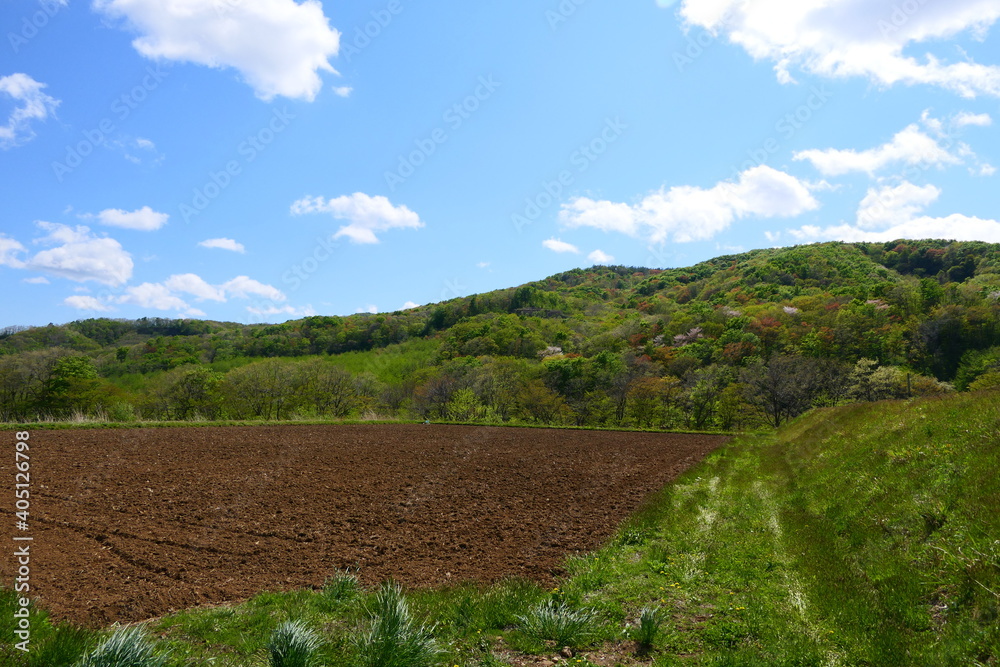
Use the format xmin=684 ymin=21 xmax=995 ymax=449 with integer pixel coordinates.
xmin=954 ymin=112 xmax=993 ymax=127
xmin=588 ymin=249 xmax=615 ymax=264
xmin=0 ymin=235 xmax=26 ymax=268
xmin=332 ymin=85 xmax=353 ymax=97
xmin=679 ymin=0 xmax=1000 ymax=98
xmin=476 ymin=261 xmax=491 ymax=269
xmin=110 ymin=272 xmax=287 ymax=316
xmin=542 ymin=238 xmax=580 ymax=254
xmin=90 ymin=206 xmax=169 ymax=231
xmin=26 ymin=223 xmax=134 ymax=286
xmin=291 ymin=193 xmax=424 ymax=244
xmin=23 ymin=276 xmax=49 ymax=284
xmin=221 ymin=276 xmax=286 ymax=302
xmin=402 ymin=301 xmax=419 ymax=309
xmin=789 ymin=180 xmax=1000 ymax=243
xmin=198 ymin=237 xmax=246 ymax=253
xmin=560 ymin=165 xmax=818 ymax=244
xmin=92 ymin=0 xmax=340 ymax=101
xmin=856 ymin=182 xmax=941 ymax=228
xmin=117 ymin=282 xmax=194 ymax=312
xmin=164 ymin=273 xmax=226 ymax=302
xmin=246 ymin=304 xmax=316 ymax=318
xmin=791 ymin=215 xmax=1000 ymax=243
xmin=794 ymin=123 xmax=960 ymax=176
xmin=356 ymin=305 xmax=378 ymax=314
xmin=0 ymin=73 xmax=59 ymax=149
xmin=979 ymin=164 xmax=997 ymax=176
xmin=64 ymin=295 xmax=114 ymax=312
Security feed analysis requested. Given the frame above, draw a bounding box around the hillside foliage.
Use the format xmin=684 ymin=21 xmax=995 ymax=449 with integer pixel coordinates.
xmin=2 ymin=240 xmax=999 ymax=428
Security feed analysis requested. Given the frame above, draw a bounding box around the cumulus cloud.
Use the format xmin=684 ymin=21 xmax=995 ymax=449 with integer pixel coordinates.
xmin=856 ymin=182 xmax=941 ymax=228
xmin=89 ymin=206 xmax=169 ymax=231
xmin=588 ymin=249 xmax=615 ymax=264
xmin=332 ymin=85 xmax=353 ymax=98
xmin=64 ymin=295 xmax=114 ymax=312
xmin=402 ymin=301 xmax=420 ymax=309
xmin=542 ymin=238 xmax=580 ymax=254
xmin=0 ymin=73 xmax=60 ymax=148
xmin=0 ymin=235 xmax=26 ymax=268
xmin=559 ymin=165 xmax=818 ymax=244
xmin=791 ymin=215 xmax=1000 ymax=243
xmin=221 ymin=276 xmax=286 ymax=302
xmin=794 ymin=123 xmax=960 ymax=176
xmin=291 ymin=193 xmax=424 ymax=244
xmin=954 ymin=112 xmax=993 ymax=127
xmin=788 ymin=181 xmax=1000 ymax=242
xmin=117 ymin=282 xmax=197 ymax=313
xmin=92 ymin=0 xmax=340 ymax=101
xmin=26 ymin=223 xmax=134 ymax=286
xmin=164 ymin=273 xmax=226 ymax=302
xmin=198 ymin=237 xmax=246 ymax=253
xmin=112 ymin=273 xmax=288 ymax=316
xmin=679 ymin=0 xmax=1000 ymax=98
xmin=356 ymin=305 xmax=378 ymax=314
xmin=247 ymin=304 xmax=316 ymax=318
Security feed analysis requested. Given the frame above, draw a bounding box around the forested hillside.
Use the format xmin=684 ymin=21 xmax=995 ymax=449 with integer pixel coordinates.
xmin=2 ymin=240 xmax=999 ymax=428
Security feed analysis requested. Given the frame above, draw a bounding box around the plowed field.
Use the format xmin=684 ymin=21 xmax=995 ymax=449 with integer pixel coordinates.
xmin=4 ymin=424 xmax=726 ymax=626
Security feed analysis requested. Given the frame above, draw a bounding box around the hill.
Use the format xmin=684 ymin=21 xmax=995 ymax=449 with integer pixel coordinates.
xmin=1 ymin=239 xmax=999 ymax=426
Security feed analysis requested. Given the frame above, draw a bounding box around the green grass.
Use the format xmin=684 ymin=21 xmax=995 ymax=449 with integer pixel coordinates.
xmin=3 ymin=389 xmax=998 ymax=665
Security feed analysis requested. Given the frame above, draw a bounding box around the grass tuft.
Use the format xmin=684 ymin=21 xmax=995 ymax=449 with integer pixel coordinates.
xmin=631 ymin=606 xmax=664 ymax=654
xmin=266 ymin=620 xmax=323 ymax=667
xmin=73 ymin=625 xmax=168 ymax=667
xmin=517 ymin=599 xmax=597 ymax=648
xmin=352 ymin=582 xmax=440 ymax=667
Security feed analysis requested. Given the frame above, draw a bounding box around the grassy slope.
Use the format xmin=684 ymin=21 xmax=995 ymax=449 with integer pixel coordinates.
xmin=2 ymin=391 xmax=998 ymax=666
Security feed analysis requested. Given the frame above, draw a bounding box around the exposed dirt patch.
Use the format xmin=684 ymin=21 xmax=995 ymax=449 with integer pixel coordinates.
xmin=3 ymin=424 xmax=725 ymax=626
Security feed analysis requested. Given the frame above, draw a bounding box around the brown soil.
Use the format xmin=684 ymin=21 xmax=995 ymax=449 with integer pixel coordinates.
xmin=3 ymin=424 xmax=725 ymax=626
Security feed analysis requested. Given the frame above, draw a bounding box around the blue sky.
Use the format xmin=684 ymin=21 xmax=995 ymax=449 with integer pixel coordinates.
xmin=1 ymin=0 xmax=999 ymax=326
